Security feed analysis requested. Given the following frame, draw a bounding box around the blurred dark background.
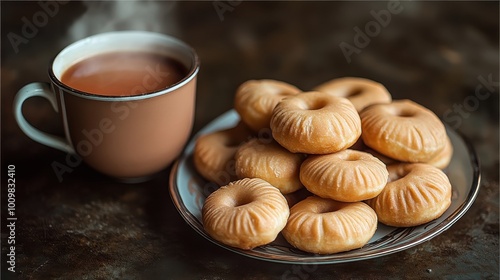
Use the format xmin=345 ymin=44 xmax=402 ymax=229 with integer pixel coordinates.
xmin=3 ymin=1 xmax=498 ymax=131
xmin=1 ymin=1 xmax=498 ymax=279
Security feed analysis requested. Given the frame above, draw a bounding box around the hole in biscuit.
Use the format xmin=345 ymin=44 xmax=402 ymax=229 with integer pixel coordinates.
xmin=302 ymin=99 xmax=328 ymax=111
xmin=347 ymin=87 xmax=364 ymax=97
xmin=397 ymin=111 xmax=415 ymax=117
xmin=343 ymin=154 xmax=362 ymax=162
xmin=317 ymin=204 xmax=342 ymax=214
xmin=337 ymin=151 xmax=362 ymax=162
xmin=387 ymin=165 xmax=412 ymax=182
xmin=388 ymin=172 xmax=403 ymax=182
xmin=392 ymin=108 xmax=416 ymax=118
xmin=232 ymin=194 xmax=254 ymax=207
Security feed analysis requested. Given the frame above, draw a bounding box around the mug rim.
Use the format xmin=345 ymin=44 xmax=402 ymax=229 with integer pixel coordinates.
xmin=48 ymin=31 xmax=200 ymax=101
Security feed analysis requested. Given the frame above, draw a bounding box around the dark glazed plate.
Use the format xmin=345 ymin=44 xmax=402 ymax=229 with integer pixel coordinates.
xmin=169 ymin=109 xmax=481 ymax=264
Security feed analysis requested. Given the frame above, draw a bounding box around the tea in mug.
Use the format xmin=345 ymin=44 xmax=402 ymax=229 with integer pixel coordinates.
xmin=61 ymin=51 xmax=188 ymax=96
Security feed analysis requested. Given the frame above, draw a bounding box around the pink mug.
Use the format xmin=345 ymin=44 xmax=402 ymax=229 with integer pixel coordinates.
xmin=14 ymin=31 xmax=200 ymax=181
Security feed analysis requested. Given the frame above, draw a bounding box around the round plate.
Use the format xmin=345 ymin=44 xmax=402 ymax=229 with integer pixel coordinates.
xmin=169 ymin=109 xmax=481 ymax=264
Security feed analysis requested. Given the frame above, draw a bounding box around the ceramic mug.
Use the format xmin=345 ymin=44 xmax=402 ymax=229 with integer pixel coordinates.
xmin=14 ymin=31 xmax=199 ymax=181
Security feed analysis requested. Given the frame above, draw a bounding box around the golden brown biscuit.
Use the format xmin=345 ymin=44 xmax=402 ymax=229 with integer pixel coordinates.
xmin=314 ymin=77 xmax=392 ymax=112
xmin=235 ymin=138 xmax=305 ymax=194
xmin=426 ymin=135 xmax=453 ymax=169
xmin=282 ymin=196 xmax=377 ymax=254
xmin=202 ymin=178 xmax=289 ymax=250
xmin=270 ymin=91 xmax=361 ymax=154
xmin=300 ymin=149 xmax=388 ymax=202
xmin=193 ymin=122 xmax=253 ymax=185
xmin=234 ymin=79 xmax=301 ymax=133
xmin=366 ymin=163 xmax=452 ymax=227
xmin=360 ymin=99 xmax=447 ymax=162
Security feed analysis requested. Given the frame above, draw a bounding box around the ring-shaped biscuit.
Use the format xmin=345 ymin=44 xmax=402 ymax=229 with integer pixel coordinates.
xmin=314 ymin=77 xmax=392 ymax=112
xmin=426 ymin=135 xmax=453 ymax=169
xmin=282 ymin=196 xmax=377 ymax=254
xmin=234 ymin=79 xmax=301 ymax=132
xmin=202 ymin=178 xmax=290 ymax=249
xmin=193 ymin=122 xmax=252 ymax=185
xmin=366 ymin=163 xmax=452 ymax=227
xmin=235 ymin=138 xmax=304 ymax=194
xmin=360 ymin=99 xmax=447 ymax=162
xmin=300 ymin=149 xmax=388 ymax=202
xmin=270 ymin=91 xmax=361 ymax=154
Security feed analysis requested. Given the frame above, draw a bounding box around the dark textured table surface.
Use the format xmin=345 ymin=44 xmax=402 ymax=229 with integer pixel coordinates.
xmin=1 ymin=1 xmax=499 ymax=279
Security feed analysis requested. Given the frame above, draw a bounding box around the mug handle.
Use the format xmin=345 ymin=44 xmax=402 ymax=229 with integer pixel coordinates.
xmin=13 ymin=82 xmax=75 ymax=154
